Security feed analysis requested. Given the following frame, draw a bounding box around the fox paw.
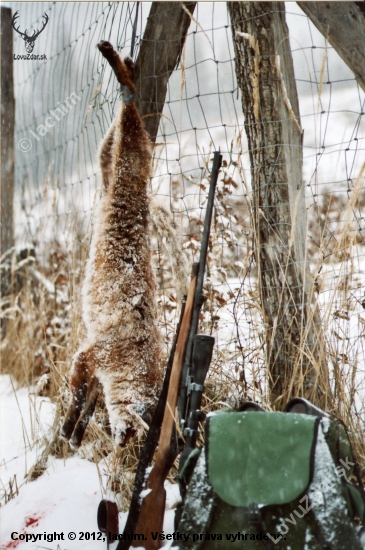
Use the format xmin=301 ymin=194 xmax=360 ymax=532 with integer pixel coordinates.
xmin=111 ymin=403 xmax=152 ymax=446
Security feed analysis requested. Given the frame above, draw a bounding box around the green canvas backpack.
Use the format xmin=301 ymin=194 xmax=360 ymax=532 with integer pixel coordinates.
xmin=175 ymin=400 xmax=365 ymax=550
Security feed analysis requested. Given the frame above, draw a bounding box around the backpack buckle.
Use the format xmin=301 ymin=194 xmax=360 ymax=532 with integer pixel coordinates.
xmin=248 ymin=503 xmax=262 ymax=528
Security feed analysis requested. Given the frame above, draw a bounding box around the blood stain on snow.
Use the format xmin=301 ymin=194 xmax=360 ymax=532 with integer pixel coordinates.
xmin=0 ymin=515 xmax=42 ymax=550
xmin=1 ymin=537 xmax=23 ymax=550
xmin=25 ymin=516 xmax=40 ymax=527
xmin=1 ymin=540 xmax=21 ymax=550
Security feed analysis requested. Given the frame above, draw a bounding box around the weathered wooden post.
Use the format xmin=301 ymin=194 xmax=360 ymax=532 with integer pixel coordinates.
xmin=1 ymin=7 xmax=15 ymax=256
xmin=298 ymin=2 xmax=365 ymax=93
xmin=228 ymin=1 xmax=330 ymax=409
xmin=134 ymin=1 xmax=196 ymax=143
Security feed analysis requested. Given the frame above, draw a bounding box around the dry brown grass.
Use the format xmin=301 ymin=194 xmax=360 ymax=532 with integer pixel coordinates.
xmin=1 ymin=246 xmax=68 ymax=389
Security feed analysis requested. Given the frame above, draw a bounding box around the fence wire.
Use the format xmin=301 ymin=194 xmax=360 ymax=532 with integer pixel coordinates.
xmin=7 ymin=2 xmax=365 ymax=422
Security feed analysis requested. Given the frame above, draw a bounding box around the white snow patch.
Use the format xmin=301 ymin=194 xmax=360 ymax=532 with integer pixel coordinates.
xmin=0 ymin=375 xmax=181 ymax=550
xmin=0 ymin=375 xmax=54 ymax=497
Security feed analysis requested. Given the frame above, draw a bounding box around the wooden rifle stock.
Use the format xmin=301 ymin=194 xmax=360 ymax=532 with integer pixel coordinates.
xmin=114 ymin=299 xmax=187 ymax=550
xmin=132 ymin=264 xmax=199 ymax=549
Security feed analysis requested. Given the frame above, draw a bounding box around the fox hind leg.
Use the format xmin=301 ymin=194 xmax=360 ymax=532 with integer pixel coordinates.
xmin=97 ymin=41 xmax=136 ymax=99
xmin=69 ymin=375 xmax=101 ymax=447
xmin=61 ymin=348 xmax=97 ymax=443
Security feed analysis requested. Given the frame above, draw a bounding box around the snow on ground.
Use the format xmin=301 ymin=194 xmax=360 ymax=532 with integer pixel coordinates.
xmin=0 ymin=375 xmax=179 ymax=550
xmin=0 ymin=375 xmax=54 ymax=496
xmin=1 ymin=455 xmax=103 ymax=550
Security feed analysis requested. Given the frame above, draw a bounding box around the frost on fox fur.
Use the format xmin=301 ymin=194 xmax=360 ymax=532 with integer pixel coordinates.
xmin=61 ymin=46 xmax=187 ymax=447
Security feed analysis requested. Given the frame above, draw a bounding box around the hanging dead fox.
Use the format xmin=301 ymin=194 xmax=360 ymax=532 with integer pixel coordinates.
xmin=62 ymin=42 xmax=168 ymax=447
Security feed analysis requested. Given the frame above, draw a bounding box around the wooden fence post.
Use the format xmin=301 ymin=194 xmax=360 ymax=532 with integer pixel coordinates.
xmin=298 ymin=2 xmax=365 ymax=93
xmin=1 ymin=7 xmax=15 ymax=256
xmin=134 ymin=1 xmax=196 ymax=143
xmin=228 ymin=1 xmax=330 ymax=409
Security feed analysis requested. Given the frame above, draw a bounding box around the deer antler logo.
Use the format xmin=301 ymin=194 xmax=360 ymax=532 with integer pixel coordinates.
xmin=12 ymin=11 xmax=49 ymax=54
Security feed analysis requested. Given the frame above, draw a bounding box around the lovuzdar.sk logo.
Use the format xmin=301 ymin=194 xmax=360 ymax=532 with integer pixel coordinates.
xmin=12 ymin=10 xmax=48 ymax=60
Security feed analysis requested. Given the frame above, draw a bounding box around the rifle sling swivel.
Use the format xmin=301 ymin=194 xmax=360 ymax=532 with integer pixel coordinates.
xmin=188 ymin=382 xmax=204 ymax=393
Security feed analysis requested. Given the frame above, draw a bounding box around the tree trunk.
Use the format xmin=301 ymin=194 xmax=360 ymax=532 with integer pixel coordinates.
xmin=298 ymin=2 xmax=365 ymax=93
xmin=227 ymin=1 xmax=330 ymax=409
xmin=134 ymin=1 xmax=196 ymax=143
xmin=1 ymin=7 xmax=15 ymax=256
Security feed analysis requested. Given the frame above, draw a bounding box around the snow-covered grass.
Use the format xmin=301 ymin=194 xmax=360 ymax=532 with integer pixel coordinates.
xmin=0 ymin=375 xmax=54 ymax=503
xmin=0 ymin=374 xmax=180 ymax=550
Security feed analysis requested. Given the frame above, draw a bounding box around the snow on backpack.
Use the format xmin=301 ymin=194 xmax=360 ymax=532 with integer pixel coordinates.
xmin=175 ymin=399 xmax=365 ymax=550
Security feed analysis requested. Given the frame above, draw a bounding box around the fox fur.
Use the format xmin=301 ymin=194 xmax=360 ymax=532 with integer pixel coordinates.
xmin=61 ymin=42 xmax=164 ymax=446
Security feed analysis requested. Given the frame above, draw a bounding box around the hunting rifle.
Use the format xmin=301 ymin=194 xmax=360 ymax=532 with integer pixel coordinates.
xmin=97 ymin=152 xmax=222 ymax=550
xmin=176 ymin=151 xmax=221 ymax=472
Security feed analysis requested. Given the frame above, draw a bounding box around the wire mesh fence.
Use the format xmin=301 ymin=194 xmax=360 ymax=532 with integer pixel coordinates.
xmin=4 ymin=2 xmax=365 ymax=427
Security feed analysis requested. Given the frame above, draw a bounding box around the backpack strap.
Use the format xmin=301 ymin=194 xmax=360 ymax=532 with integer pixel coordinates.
xmin=177 ymin=449 xmax=215 ymax=550
xmin=309 ymin=422 xmax=364 ymax=550
xmin=247 ymin=503 xmax=276 ymax=550
xmin=336 ymin=418 xmax=365 ymax=526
